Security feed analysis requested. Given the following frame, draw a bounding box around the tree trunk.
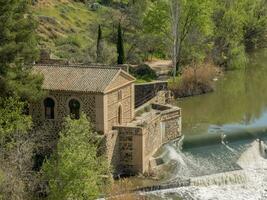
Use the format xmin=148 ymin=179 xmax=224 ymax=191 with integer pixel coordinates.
xmin=170 ymin=0 xmax=180 ymax=80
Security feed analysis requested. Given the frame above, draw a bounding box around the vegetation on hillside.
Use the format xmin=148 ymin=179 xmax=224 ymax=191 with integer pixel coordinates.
xmin=32 ymin=0 xmax=267 ymax=94
xmin=129 ymin=64 xmax=158 ymax=82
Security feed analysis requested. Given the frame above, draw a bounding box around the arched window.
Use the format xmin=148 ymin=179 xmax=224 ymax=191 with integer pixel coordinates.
xmin=69 ymin=99 xmax=80 ymax=119
xmin=118 ymin=105 xmax=122 ymax=124
xmin=44 ymin=98 xmax=55 ymax=119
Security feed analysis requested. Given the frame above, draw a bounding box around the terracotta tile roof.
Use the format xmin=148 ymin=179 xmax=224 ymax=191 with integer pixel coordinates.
xmin=33 ymin=64 xmax=126 ymax=93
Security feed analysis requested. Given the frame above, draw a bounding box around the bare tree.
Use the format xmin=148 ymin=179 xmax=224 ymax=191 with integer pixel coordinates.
xmin=170 ymin=0 xmax=180 ymax=79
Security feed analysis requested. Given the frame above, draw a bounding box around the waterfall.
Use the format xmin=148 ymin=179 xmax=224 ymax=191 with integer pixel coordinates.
xmin=190 ymin=170 xmax=248 ymax=187
xmin=142 ymin=139 xmax=267 ymax=200
xmin=165 ymin=144 xmax=207 ymax=179
xmin=166 ymin=145 xmax=186 ymax=166
xmin=237 ymin=140 xmax=267 ymax=169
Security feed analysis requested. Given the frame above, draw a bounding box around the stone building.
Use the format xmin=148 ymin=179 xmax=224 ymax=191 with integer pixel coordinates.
xmin=30 ymin=64 xmax=182 ymax=175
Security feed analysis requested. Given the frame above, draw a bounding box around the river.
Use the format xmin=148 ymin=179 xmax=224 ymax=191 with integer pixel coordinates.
xmin=142 ymin=50 xmax=267 ymax=200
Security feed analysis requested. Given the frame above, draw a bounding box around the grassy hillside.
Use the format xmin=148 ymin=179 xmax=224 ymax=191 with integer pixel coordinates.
xmin=33 ymin=0 xmax=118 ymax=63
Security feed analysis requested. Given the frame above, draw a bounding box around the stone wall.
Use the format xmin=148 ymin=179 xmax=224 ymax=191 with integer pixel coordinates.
xmin=113 ymin=104 xmax=181 ymax=174
xmin=111 ymin=126 xmax=143 ymax=174
xmin=142 ymin=114 xmax=163 ymax=172
xmin=107 ymin=84 xmax=134 ymax=130
xmin=161 ymin=108 xmax=182 ymax=143
xmin=30 ymin=90 xmax=97 ymax=132
xmin=102 ymin=130 xmax=120 ymax=173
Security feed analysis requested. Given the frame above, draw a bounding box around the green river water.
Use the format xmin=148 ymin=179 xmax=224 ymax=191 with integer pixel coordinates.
xmin=179 ymin=50 xmax=267 ymax=147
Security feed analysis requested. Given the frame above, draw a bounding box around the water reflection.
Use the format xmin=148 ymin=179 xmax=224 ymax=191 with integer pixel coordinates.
xmin=178 ymin=50 xmax=267 ymax=141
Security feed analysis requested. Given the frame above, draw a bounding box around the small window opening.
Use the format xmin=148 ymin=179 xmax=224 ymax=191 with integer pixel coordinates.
xmin=69 ymin=99 xmax=80 ymax=119
xmin=44 ymin=98 xmax=55 ymax=119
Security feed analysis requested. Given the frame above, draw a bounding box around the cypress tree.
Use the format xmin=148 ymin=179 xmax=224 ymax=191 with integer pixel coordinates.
xmin=96 ymin=25 xmax=104 ymax=63
xmin=117 ymin=23 xmax=125 ymax=64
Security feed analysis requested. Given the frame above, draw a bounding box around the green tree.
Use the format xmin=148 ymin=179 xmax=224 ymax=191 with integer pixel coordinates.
xmin=242 ymin=0 xmax=267 ymax=51
xmin=0 ymin=1 xmax=43 ymax=199
xmin=42 ymin=114 xmax=111 ymax=200
xmin=0 ymin=97 xmax=31 ymax=140
xmin=212 ymin=0 xmax=248 ymax=69
xmin=0 ymin=97 xmax=35 ymax=200
xmin=96 ymin=25 xmax=104 ymax=63
xmin=0 ymin=0 xmax=42 ymax=101
xmin=143 ymin=0 xmax=214 ymax=71
xmin=117 ymin=23 xmax=125 ymax=64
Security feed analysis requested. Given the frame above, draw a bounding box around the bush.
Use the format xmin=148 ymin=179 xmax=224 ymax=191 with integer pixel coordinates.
xmin=129 ymin=64 xmax=157 ymax=82
xmin=42 ymin=114 xmax=111 ymax=200
xmin=168 ymin=63 xmax=221 ymax=98
xmin=56 ymin=35 xmax=82 ymax=48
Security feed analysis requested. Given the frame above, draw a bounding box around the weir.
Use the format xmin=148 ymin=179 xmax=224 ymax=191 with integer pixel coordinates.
xmin=137 ymin=139 xmax=267 ymax=195
xmin=190 ymin=170 xmax=248 ymax=187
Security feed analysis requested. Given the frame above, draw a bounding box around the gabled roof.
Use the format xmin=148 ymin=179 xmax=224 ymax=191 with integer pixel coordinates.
xmin=33 ymin=64 xmax=135 ymax=93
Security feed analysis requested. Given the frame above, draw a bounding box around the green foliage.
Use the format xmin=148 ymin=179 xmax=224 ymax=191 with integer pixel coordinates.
xmin=34 ymin=0 xmax=266 ymax=67
xmin=143 ymin=0 xmax=214 ymax=66
xmin=101 ymin=0 xmax=113 ymax=6
xmin=96 ymin=25 xmax=104 ymax=63
xmin=0 ymin=0 xmax=38 ymax=74
xmin=56 ymin=35 xmax=83 ymax=48
xmin=0 ymin=0 xmax=43 ymax=100
xmin=6 ymin=67 xmax=44 ymax=101
xmin=117 ymin=23 xmax=125 ymax=64
xmin=242 ymin=0 xmax=267 ymax=51
xmin=42 ymin=114 xmax=111 ymax=200
xmin=144 ymin=0 xmax=266 ymax=69
xmin=212 ymin=0 xmax=247 ymax=69
xmin=130 ymin=64 xmax=157 ymax=81
xmin=0 ymin=97 xmax=32 ymax=144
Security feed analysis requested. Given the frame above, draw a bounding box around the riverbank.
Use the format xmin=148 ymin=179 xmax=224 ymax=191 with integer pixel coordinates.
xmin=168 ymin=63 xmax=221 ymax=98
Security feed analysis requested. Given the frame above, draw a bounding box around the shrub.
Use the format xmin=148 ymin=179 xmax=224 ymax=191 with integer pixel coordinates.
xmin=56 ymin=35 xmax=82 ymax=48
xmin=168 ymin=63 xmax=221 ymax=98
xmin=130 ymin=64 xmax=157 ymax=82
xmin=42 ymin=114 xmax=111 ymax=200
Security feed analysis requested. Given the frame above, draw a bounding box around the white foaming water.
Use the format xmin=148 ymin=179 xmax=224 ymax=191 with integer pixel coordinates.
xmin=221 ymin=133 xmax=236 ymax=153
xmin=165 ymin=145 xmax=207 ymax=179
xmin=166 ymin=145 xmax=186 ymax=166
xmin=191 ymin=170 xmax=248 ymax=187
xmin=145 ymin=140 xmax=267 ymax=200
xmin=237 ymin=140 xmax=267 ymax=169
